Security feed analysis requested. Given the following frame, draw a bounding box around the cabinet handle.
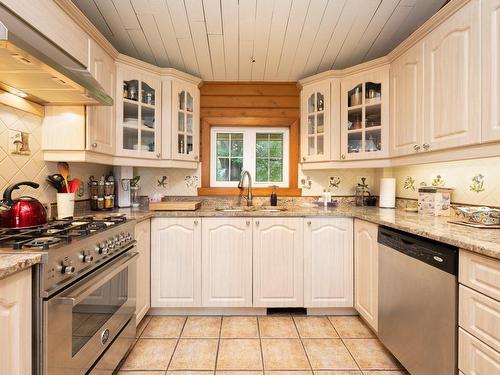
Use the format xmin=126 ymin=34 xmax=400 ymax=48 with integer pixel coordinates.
xmin=307 ymin=221 xmax=311 ymax=225
xmin=156 ymin=153 xmax=161 ymax=158
xmin=91 ymin=143 xmax=97 ymax=148
xmin=341 ymin=154 xmax=346 ymax=160
xmin=246 ymin=220 xmax=250 ymax=226
xmin=422 ymin=143 xmax=430 ymax=150
xmin=413 ymin=144 xmax=421 ymax=151
xmin=255 ymin=220 xmax=260 ymax=226
xmin=302 ymin=156 xmax=306 ymax=162
xmin=194 ymin=220 xmax=198 ymax=225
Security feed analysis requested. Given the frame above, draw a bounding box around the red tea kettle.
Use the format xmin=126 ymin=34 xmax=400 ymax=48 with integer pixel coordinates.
xmin=0 ymin=182 xmax=48 ymax=228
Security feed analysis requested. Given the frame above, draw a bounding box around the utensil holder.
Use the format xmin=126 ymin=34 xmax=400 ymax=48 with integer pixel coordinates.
xmin=57 ymin=193 xmax=75 ymax=219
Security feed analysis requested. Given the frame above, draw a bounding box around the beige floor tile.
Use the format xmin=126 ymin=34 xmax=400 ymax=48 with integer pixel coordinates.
xmin=259 ymin=316 xmax=299 ymax=338
xmin=217 ymin=372 xmax=263 ymax=375
xmin=166 ymin=372 xmax=213 ymax=374
xmin=221 ymin=316 xmax=259 ymax=338
xmin=293 ymin=316 xmax=339 ymax=338
xmin=135 ymin=316 xmax=152 ymax=338
xmin=261 ymin=339 xmax=310 ymax=370
xmin=344 ymin=339 xmax=401 ymax=370
xmin=118 ymin=372 xmax=165 ymax=375
xmin=362 ymin=371 xmax=408 ymax=375
xmin=217 ymin=339 xmax=263 ymax=370
xmin=302 ymin=339 xmax=358 ymax=370
xmin=264 ymin=372 xmax=312 ymax=375
xmin=328 ymin=317 xmax=375 ymax=339
xmin=313 ymin=371 xmax=362 ymax=374
xmin=169 ymin=339 xmax=219 ymax=370
xmin=182 ymin=316 xmax=221 ymax=338
xmin=142 ymin=316 xmax=186 ymax=338
xmin=120 ymin=338 xmax=176 ymax=370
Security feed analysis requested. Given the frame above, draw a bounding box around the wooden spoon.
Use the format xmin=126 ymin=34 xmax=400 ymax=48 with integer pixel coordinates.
xmin=57 ymin=162 xmax=70 ymax=193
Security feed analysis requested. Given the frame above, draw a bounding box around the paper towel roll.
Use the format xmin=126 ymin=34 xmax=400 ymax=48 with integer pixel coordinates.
xmin=379 ymin=178 xmax=396 ymax=208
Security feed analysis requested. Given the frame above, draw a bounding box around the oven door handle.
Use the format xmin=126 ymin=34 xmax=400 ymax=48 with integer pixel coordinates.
xmin=55 ymin=250 xmax=139 ymax=306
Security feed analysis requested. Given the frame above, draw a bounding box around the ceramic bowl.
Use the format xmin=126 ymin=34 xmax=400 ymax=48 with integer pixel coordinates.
xmin=454 ymin=206 xmax=500 ymax=225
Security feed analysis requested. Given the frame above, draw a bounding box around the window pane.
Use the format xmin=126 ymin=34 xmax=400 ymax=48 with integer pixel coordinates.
xmin=216 ymin=157 xmax=229 ymax=181
xmin=269 ymin=134 xmax=283 ymax=157
xmin=179 ymin=91 xmax=185 ymax=110
xmin=256 ymin=133 xmax=269 ymax=157
xmin=308 ymin=94 xmax=315 ymax=113
xmin=230 ymin=158 xmax=243 ymax=181
xmin=269 ymin=159 xmax=283 ymax=182
xmin=317 ymin=135 xmax=324 ymax=155
xmin=308 ymin=115 xmax=315 ymax=135
xmin=230 ymin=133 xmax=243 ymax=157
xmin=186 ymin=113 xmax=193 ymax=133
xmin=187 ymin=92 xmax=193 ymax=112
xmin=216 ymin=133 xmax=229 ymax=157
xmin=186 ymin=135 xmax=193 ymax=154
xmin=256 ymin=159 xmax=269 ymax=182
xmin=178 ymin=112 xmax=184 ymax=131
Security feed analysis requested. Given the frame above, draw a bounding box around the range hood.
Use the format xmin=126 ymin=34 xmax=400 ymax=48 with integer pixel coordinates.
xmin=0 ymin=4 xmax=112 ymax=106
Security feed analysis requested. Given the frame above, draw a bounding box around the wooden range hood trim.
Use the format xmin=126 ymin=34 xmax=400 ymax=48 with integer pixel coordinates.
xmin=0 ymin=89 xmax=44 ymax=117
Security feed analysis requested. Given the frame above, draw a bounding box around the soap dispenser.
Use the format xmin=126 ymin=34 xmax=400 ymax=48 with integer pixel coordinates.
xmin=270 ymin=185 xmax=278 ymax=206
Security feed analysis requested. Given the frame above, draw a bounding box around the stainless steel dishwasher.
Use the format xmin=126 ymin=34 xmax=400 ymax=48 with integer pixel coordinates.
xmin=378 ymin=226 xmax=458 ymax=375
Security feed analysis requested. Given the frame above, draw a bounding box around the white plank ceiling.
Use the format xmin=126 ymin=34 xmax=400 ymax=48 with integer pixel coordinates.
xmin=73 ymin=0 xmax=447 ymax=81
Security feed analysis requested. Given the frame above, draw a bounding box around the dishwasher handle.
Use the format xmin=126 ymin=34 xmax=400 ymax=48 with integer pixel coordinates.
xmin=378 ymin=226 xmax=458 ymax=275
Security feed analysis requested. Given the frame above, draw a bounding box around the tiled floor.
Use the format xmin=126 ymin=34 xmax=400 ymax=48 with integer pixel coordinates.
xmin=117 ymin=314 xmax=407 ymax=375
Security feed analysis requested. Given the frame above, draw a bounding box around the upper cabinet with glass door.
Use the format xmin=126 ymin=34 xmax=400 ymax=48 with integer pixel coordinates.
xmin=116 ymin=65 xmax=161 ymax=159
xmin=171 ymin=80 xmax=200 ymax=162
xmin=340 ymin=67 xmax=389 ymax=160
xmin=300 ymin=80 xmax=332 ymax=163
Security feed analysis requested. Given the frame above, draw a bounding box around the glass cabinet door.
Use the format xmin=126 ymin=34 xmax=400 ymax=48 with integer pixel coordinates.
xmin=120 ymin=74 xmax=159 ymax=158
xmin=343 ymin=71 xmax=387 ymax=160
xmin=173 ymin=82 xmax=199 ymax=161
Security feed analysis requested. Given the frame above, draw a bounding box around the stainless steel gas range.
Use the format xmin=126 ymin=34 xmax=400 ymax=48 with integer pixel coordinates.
xmin=0 ymin=214 xmax=138 ymax=375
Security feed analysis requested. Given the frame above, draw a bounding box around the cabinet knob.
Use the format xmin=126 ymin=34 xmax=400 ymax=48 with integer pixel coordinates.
xmin=341 ymin=154 xmax=346 ymax=160
xmin=194 ymin=219 xmax=198 ymax=225
xmin=194 ymin=155 xmax=199 ymax=160
xmin=91 ymin=142 xmax=97 ymax=148
xmin=413 ymin=144 xmax=421 ymax=151
xmin=302 ymin=156 xmax=306 ymax=162
xmin=255 ymin=220 xmax=260 ymax=226
xmin=422 ymin=143 xmax=430 ymax=150
xmin=307 ymin=221 xmax=311 ymax=225
xmin=156 ymin=153 xmax=161 ymax=158
xmin=246 ymin=220 xmax=250 ymax=226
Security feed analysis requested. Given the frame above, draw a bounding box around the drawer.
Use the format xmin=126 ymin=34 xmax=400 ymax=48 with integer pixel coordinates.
xmin=459 ymin=250 xmax=500 ymax=301
xmin=459 ymin=328 xmax=500 ymax=374
xmin=460 ymin=285 xmax=500 ymax=351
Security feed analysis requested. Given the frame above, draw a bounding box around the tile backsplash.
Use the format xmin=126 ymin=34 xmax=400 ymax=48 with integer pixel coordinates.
xmin=389 ymin=156 xmax=500 ymax=207
xmin=133 ymin=166 xmax=201 ymax=197
xmin=0 ymin=104 xmax=111 ymax=204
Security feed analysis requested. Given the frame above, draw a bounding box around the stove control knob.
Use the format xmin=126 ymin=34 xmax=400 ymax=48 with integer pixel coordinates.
xmin=114 ymin=235 xmax=120 ymax=242
xmin=81 ymin=254 xmax=94 ymax=263
xmin=97 ymin=242 xmax=108 ymax=254
xmin=61 ymin=265 xmax=75 ymax=275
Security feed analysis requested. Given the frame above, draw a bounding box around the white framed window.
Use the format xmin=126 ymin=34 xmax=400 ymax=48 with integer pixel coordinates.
xmin=210 ymin=127 xmax=289 ymax=187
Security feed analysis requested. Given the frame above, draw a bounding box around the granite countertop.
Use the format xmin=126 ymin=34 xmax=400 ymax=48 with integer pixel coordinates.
xmin=0 ymin=253 xmax=44 ymax=280
xmin=115 ymin=205 xmax=500 ymax=260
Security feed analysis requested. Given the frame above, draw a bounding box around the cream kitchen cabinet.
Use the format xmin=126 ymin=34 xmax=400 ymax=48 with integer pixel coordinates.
xmin=300 ymin=80 xmax=339 ymax=162
xmin=423 ymin=0 xmax=481 ymax=152
xmin=482 ymin=0 xmax=500 ymax=143
xmin=151 ymin=218 xmax=201 ymax=307
xmin=116 ymin=63 xmax=162 ymax=159
xmin=304 ymin=218 xmax=353 ymax=308
xmin=390 ymin=43 xmax=424 ymax=157
xmin=341 ymin=66 xmax=389 ymax=160
xmin=354 ymin=219 xmax=378 ymax=331
xmin=0 ymin=269 xmax=32 ymax=375
xmin=170 ymin=80 xmax=200 ymax=162
xmin=135 ymin=219 xmax=151 ymax=324
xmin=253 ymin=218 xmax=303 ymax=307
xmin=201 ymin=218 xmax=253 ymax=307
xmin=87 ymin=40 xmax=115 ymax=155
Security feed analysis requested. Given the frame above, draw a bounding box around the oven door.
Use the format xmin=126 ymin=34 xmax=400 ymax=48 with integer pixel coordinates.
xmin=45 ymin=248 xmax=138 ymax=375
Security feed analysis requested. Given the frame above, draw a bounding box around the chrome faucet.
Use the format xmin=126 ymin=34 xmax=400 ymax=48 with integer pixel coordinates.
xmin=238 ymin=170 xmax=253 ymax=207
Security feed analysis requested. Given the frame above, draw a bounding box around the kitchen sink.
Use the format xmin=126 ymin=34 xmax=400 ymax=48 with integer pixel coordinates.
xmin=256 ymin=207 xmax=288 ymax=212
xmin=215 ymin=207 xmax=255 ymax=212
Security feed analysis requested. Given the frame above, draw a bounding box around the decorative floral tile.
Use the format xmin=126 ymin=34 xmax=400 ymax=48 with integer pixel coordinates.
xmin=301 ymin=176 xmax=312 ymax=190
xmin=329 ymin=176 xmax=341 ymax=189
xmin=403 ymin=176 xmax=416 ymax=191
xmin=469 ymin=173 xmax=485 ymax=193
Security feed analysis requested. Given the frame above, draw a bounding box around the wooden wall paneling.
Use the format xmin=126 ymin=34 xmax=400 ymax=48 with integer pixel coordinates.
xmin=302 ymin=0 xmax=347 ymax=77
xmin=264 ymin=0 xmax=292 ymax=80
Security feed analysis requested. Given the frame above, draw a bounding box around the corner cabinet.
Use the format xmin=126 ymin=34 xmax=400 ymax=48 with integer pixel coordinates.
xmin=116 ymin=64 xmax=162 ymax=159
xmin=341 ymin=67 xmax=389 ymax=160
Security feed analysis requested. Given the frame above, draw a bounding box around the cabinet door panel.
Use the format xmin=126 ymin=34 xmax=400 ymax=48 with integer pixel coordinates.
xmin=202 ymin=218 xmax=252 ymax=307
xmin=151 ymin=218 xmax=201 ymax=307
xmin=87 ymin=41 xmax=115 ymax=155
xmin=304 ymin=218 xmax=353 ymax=308
xmin=354 ymin=219 xmax=378 ymax=331
xmin=459 ymin=328 xmax=500 ymax=374
xmin=482 ymin=0 xmax=500 ymax=142
xmin=424 ymin=0 xmax=481 ymax=151
xmin=135 ymin=219 xmax=151 ymax=324
xmin=390 ymin=43 xmax=424 ymax=156
xmin=253 ymin=218 xmax=303 ymax=307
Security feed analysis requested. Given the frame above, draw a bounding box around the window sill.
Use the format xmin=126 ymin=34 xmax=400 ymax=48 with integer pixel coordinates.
xmin=197 ymin=187 xmax=302 ymax=197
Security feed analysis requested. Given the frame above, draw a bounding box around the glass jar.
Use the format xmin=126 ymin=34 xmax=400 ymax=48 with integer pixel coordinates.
xmin=130 ymin=186 xmax=140 ymax=208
